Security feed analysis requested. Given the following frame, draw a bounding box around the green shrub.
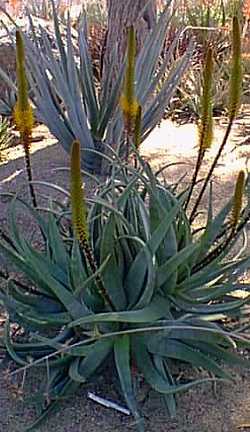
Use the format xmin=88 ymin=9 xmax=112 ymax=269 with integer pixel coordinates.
xmin=85 ymin=0 xmax=107 ymax=26
xmin=169 ymin=0 xmax=243 ymax=119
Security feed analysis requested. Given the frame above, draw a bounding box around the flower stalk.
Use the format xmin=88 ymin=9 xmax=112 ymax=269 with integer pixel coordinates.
xmin=185 ymin=48 xmax=213 ymax=211
xmin=134 ymin=104 xmax=142 ymax=150
xmin=194 ymin=170 xmax=246 ymax=272
xmin=14 ymin=30 xmax=37 ymax=208
xmin=120 ymin=25 xmax=140 ymax=159
xmin=70 ymin=140 xmax=115 ymax=311
xmin=232 ymin=170 xmax=245 ymax=230
xmin=133 ymin=104 xmax=142 ymax=168
xmin=228 ymin=15 xmax=242 ymax=122
xmin=71 ymin=140 xmax=89 ymax=245
xmin=189 ymin=16 xmax=242 ymax=224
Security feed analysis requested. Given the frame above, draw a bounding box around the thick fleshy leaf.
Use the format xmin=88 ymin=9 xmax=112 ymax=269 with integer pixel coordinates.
xmin=148 ymin=338 xmax=232 ymax=380
xmin=69 ymin=239 xmax=88 ymax=294
xmin=133 ymin=338 xmax=225 ymax=395
xmin=153 ymin=356 xmax=176 ymax=418
xmin=157 ymin=243 xmax=198 ymax=288
xmin=125 ymin=198 xmax=182 ymax=307
xmin=114 ymin=335 xmax=143 ymax=431
xmin=69 ymin=296 xmax=170 ymax=326
xmin=100 ymin=213 xmax=127 ymax=309
xmin=178 ymin=257 xmax=250 ymax=292
xmin=69 ymin=338 xmax=114 ymax=383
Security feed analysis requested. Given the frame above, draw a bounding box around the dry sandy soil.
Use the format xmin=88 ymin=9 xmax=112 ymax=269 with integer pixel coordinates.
xmin=0 ymin=112 xmax=250 ymax=431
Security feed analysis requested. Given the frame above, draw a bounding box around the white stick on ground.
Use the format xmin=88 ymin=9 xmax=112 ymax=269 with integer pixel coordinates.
xmin=87 ymin=392 xmax=131 ymax=416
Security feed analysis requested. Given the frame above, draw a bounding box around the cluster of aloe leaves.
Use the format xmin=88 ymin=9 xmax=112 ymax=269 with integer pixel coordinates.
xmin=0 ymin=143 xmax=250 ymax=432
xmin=0 ymin=4 xmax=250 ymax=432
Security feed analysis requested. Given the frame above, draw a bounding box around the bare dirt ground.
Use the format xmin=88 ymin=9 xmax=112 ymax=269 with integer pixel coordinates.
xmin=0 ymin=111 xmax=250 ymax=431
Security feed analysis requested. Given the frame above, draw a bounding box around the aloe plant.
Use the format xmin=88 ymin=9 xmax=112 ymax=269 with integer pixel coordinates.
xmin=0 ymin=10 xmax=248 ymax=432
xmin=0 ymin=132 xmax=250 ymax=431
xmin=0 ymin=0 xmax=193 ymax=173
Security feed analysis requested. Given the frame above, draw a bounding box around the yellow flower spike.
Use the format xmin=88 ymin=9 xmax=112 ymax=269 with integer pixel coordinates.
xmin=120 ymin=26 xmax=139 ymax=134
xmin=185 ymin=49 xmax=213 ymax=212
xmin=228 ymin=15 xmax=242 ymax=121
xmin=14 ymin=104 xmax=34 ymax=139
xmin=189 ymin=15 xmax=243 ymax=224
xmin=232 ymin=170 xmax=245 ymax=229
xmin=14 ymin=30 xmax=37 ymax=208
xmin=199 ymin=48 xmax=213 ymax=151
xmin=70 ymin=140 xmax=115 ymax=311
xmin=16 ymin=31 xmax=29 ymax=112
xmin=70 ymin=140 xmax=89 ymax=245
xmin=14 ymin=30 xmax=34 ymax=136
